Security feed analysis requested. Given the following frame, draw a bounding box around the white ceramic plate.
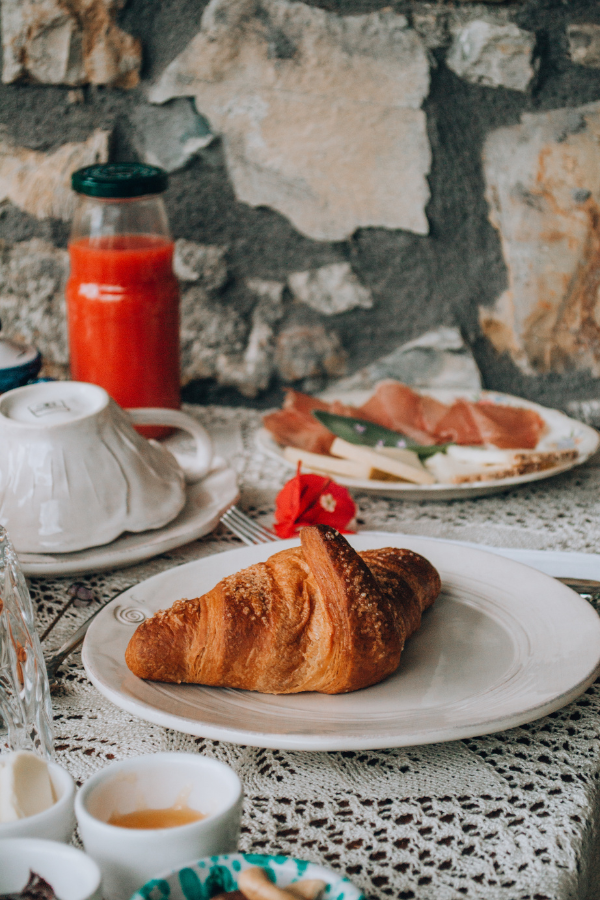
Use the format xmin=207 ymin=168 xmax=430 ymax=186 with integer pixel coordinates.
xmin=258 ymin=388 xmax=600 ymax=499
xmin=82 ymin=532 xmax=600 ymax=751
xmin=19 ymin=467 xmax=239 ymax=577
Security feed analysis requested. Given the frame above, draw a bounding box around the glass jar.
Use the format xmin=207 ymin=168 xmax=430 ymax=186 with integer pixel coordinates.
xmin=66 ymin=164 xmax=180 ymax=435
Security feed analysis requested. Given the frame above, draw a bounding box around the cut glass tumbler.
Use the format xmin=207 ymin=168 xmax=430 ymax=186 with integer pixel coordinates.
xmin=0 ymin=526 xmax=53 ymax=756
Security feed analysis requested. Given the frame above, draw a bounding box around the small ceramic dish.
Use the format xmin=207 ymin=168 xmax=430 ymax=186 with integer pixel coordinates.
xmin=75 ymin=753 xmax=243 ymax=900
xmin=131 ymin=852 xmax=365 ymax=900
xmin=0 ymin=838 xmax=101 ymax=900
xmin=0 ymin=759 xmax=76 ymax=842
xmin=0 ymin=336 xmax=41 ymax=392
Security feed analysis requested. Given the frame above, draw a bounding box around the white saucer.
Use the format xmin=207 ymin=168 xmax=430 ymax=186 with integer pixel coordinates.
xmin=18 ymin=466 xmax=239 ymax=577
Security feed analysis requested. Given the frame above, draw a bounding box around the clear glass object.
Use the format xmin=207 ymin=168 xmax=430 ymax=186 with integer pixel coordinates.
xmin=0 ymin=526 xmax=53 ymax=756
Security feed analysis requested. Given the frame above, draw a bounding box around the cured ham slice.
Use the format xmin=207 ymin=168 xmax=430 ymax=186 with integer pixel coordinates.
xmin=433 ymin=400 xmax=482 ymax=446
xmin=262 ymin=409 xmax=335 ymax=455
xmin=265 ymin=390 xmax=360 ymax=455
xmin=284 ymin=389 xmax=358 ymax=419
xmin=263 ymin=382 xmax=546 ymax=455
xmin=357 ymin=382 xmax=440 ymax=445
xmin=469 ymin=402 xmax=545 ymax=450
xmin=420 ymin=394 xmax=450 ymax=434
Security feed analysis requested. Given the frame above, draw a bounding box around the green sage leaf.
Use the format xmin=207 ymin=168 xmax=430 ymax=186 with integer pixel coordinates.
xmin=312 ymin=410 xmax=449 ymax=460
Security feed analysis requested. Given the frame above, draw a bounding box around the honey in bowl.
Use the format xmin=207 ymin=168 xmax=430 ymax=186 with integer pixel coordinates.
xmin=108 ymin=800 xmax=204 ymax=830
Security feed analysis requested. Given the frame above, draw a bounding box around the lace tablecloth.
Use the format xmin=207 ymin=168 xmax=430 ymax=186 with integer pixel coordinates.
xmin=33 ymin=406 xmax=600 ymax=900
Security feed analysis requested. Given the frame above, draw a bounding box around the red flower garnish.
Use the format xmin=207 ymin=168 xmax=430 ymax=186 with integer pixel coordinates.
xmin=274 ymin=463 xmax=356 ymax=538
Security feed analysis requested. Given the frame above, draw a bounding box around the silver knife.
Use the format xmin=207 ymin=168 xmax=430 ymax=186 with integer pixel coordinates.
xmin=44 ymin=587 xmax=129 ymax=683
xmin=557 ymin=577 xmax=600 ymax=594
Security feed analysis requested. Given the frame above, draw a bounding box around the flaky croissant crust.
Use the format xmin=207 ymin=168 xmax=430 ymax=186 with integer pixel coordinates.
xmin=125 ymin=525 xmax=441 ymax=694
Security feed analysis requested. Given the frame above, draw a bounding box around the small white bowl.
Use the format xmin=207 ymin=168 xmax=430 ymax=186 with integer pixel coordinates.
xmin=0 ymin=760 xmax=76 ymax=842
xmin=0 ymin=838 xmax=101 ymax=900
xmin=75 ymin=753 xmax=243 ymax=900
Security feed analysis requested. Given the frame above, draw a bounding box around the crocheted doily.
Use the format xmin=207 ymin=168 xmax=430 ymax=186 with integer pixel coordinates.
xmin=27 ymin=406 xmax=600 ymax=900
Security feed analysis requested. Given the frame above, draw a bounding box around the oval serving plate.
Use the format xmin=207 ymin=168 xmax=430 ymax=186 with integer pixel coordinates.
xmin=83 ymin=533 xmax=600 ymax=752
xmin=257 ymin=388 xmax=600 ymax=500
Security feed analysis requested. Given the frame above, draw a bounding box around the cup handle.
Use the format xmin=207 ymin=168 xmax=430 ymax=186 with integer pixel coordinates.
xmin=126 ymin=408 xmax=213 ymax=483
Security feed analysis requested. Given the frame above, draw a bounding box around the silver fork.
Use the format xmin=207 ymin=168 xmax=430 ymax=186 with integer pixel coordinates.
xmin=43 ymin=504 xmax=277 ymax=681
xmin=220 ymin=505 xmax=278 ymax=545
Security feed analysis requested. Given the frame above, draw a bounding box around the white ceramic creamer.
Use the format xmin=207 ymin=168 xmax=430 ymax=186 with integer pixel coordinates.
xmin=0 ymin=381 xmax=213 ymax=553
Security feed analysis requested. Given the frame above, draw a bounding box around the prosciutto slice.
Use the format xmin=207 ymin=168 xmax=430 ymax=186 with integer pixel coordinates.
xmin=262 ymin=382 xmax=546 ymax=454
xmin=469 ymin=402 xmax=545 ymax=450
xmin=283 ymin=389 xmax=359 ymax=419
xmin=433 ymin=400 xmax=482 ymax=446
xmin=264 ymin=390 xmax=363 ymax=453
xmin=357 ymin=382 xmax=441 ymax=445
xmin=262 ymin=408 xmax=335 ymax=455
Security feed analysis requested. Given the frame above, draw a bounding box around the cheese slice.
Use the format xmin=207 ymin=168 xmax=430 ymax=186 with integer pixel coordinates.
xmin=0 ymin=751 xmax=55 ymax=822
xmin=373 ymin=446 xmax=423 ymax=468
xmin=446 ymin=445 xmax=514 ymax=466
xmin=330 ymin=438 xmax=436 ymax=485
xmin=283 ymin=447 xmax=372 ymax=479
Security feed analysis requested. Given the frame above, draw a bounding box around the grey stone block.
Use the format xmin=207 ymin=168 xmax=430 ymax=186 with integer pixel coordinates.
xmin=325 ymin=327 xmax=482 ymax=394
xmin=130 ymin=100 xmax=213 ymax=174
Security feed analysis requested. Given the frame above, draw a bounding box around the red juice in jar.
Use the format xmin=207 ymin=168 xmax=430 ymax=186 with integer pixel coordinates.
xmin=67 ymin=164 xmax=180 ymax=438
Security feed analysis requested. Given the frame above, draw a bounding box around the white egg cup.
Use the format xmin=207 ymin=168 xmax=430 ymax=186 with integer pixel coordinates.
xmin=0 ymin=760 xmax=76 ymax=842
xmin=0 ymin=381 xmax=213 ymax=553
xmin=75 ymin=753 xmax=243 ymax=900
xmin=0 ymin=838 xmax=101 ymax=900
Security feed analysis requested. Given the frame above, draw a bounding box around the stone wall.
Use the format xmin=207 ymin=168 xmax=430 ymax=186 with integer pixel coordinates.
xmin=1 ymin=0 xmax=600 ymax=409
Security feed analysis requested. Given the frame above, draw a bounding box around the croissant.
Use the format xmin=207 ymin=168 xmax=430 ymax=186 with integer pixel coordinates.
xmin=125 ymin=525 xmax=441 ymax=694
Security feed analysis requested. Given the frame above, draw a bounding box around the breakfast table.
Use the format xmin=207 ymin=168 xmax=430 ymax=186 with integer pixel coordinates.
xmin=33 ymin=404 xmax=600 ymax=900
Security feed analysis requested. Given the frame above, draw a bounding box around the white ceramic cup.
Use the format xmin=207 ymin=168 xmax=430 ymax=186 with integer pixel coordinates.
xmin=0 ymin=838 xmax=101 ymax=900
xmin=0 ymin=381 xmax=213 ymax=553
xmin=75 ymin=753 xmax=243 ymax=900
xmin=0 ymin=760 xmax=76 ymax=842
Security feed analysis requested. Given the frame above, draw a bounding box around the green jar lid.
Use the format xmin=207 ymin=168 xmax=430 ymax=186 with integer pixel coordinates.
xmin=71 ymin=163 xmax=168 ymax=198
